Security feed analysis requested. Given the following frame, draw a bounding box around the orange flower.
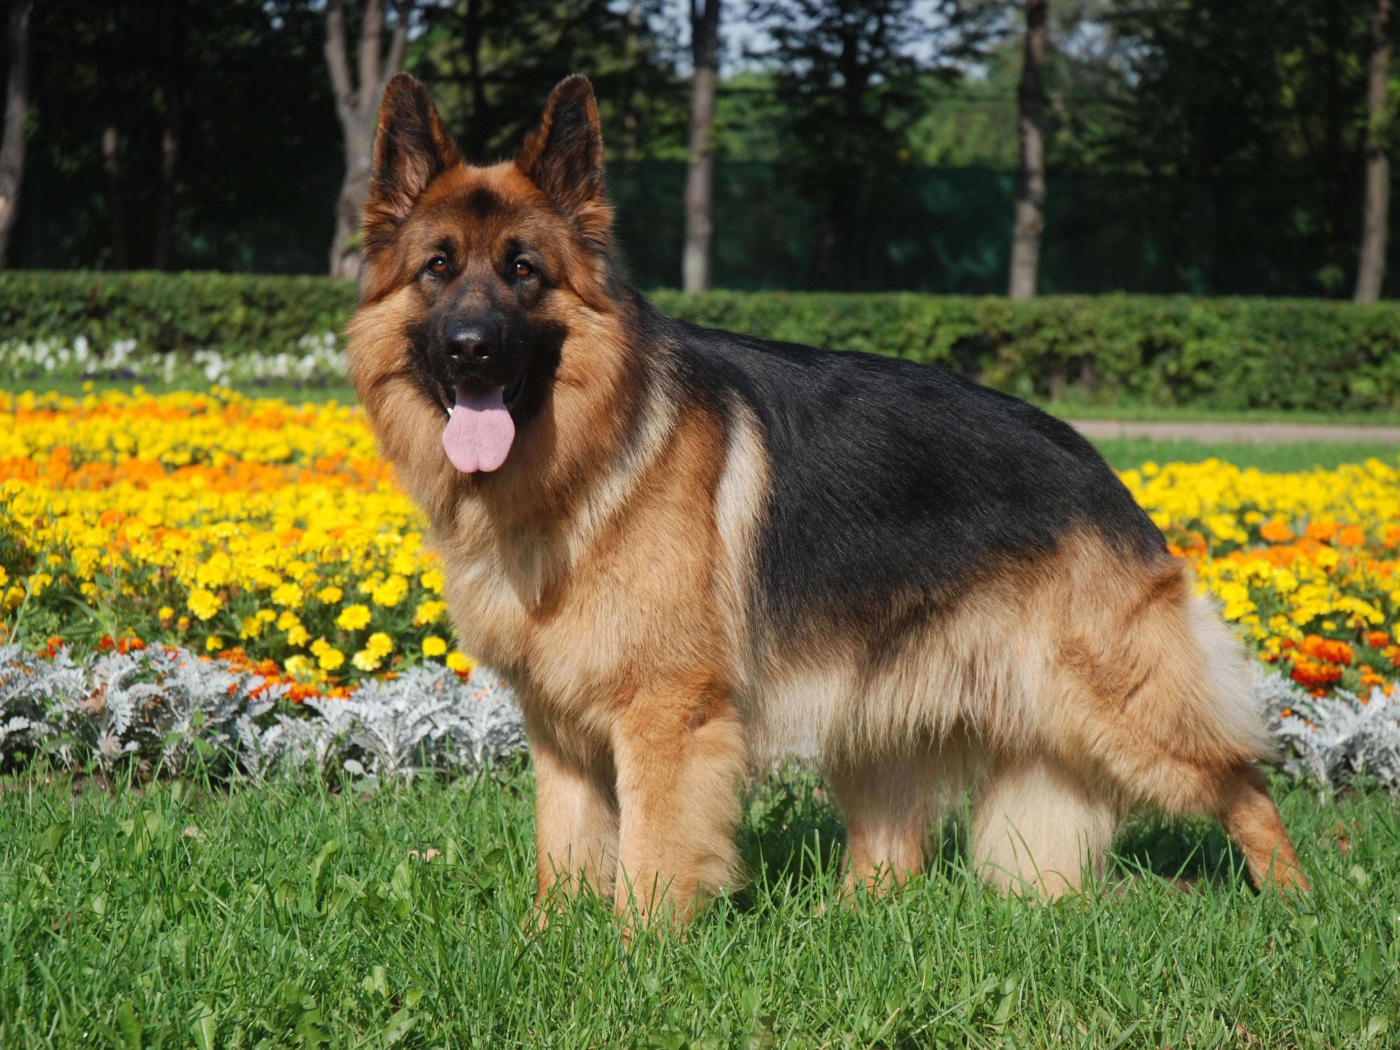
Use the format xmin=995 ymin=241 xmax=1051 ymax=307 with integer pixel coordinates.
xmin=1305 ymin=521 xmax=1339 ymax=543
xmin=1259 ymin=519 xmax=1294 ymax=543
xmin=1336 ymin=525 xmax=1367 ymax=547
xmin=1298 ymin=634 xmax=1354 ymax=665
xmin=1364 ymin=630 xmax=1391 ymax=650
xmin=1360 ymin=666 xmax=1388 ymax=689
xmin=1290 ymin=655 xmax=1344 ymax=690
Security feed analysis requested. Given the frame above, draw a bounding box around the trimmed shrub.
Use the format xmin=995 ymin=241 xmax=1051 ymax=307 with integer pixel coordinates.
xmin=4 ymin=271 xmax=1400 ymax=410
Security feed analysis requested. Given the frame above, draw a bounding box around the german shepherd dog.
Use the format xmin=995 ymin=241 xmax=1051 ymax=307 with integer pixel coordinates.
xmin=347 ymin=73 xmax=1308 ymax=922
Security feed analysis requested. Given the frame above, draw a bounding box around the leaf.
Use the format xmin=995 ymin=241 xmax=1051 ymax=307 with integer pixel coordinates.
xmin=189 ymin=1002 xmax=216 ymax=1050
xmin=115 ymin=1000 xmax=142 ymax=1050
xmin=38 ymin=821 xmax=71 ymax=857
xmin=310 ymin=837 xmax=341 ymax=896
xmin=382 ymin=1008 xmax=417 ymax=1046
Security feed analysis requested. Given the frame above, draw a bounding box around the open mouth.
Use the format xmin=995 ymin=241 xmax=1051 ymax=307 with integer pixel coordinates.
xmin=437 ymin=370 xmax=525 ymax=415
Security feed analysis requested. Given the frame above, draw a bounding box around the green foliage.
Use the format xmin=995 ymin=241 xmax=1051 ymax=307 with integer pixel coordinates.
xmin=8 ymin=271 xmax=1400 ymax=410
xmin=0 ymin=271 xmax=357 ymax=356
xmin=653 ymin=290 xmax=1400 ymax=411
xmin=0 ymin=768 xmax=1396 ymax=1047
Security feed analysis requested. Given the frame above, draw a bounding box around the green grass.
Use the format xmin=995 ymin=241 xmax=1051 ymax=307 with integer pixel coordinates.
xmin=1089 ymin=439 xmax=1400 ymax=473
xmin=2 ymin=766 xmax=1396 ymax=1048
xmin=1039 ymin=402 xmax=1400 ymax=427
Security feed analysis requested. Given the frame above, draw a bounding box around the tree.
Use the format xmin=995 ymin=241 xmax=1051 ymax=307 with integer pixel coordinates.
xmin=749 ymin=0 xmax=1000 ymax=287
xmin=682 ymin=0 xmax=720 ymax=292
xmin=0 ymin=0 xmax=32 ymax=267
xmin=410 ymin=0 xmax=681 ymax=164
xmin=325 ymin=0 xmax=409 ymax=279
xmin=1355 ymin=0 xmax=1391 ymax=303
xmin=1008 ymin=0 xmax=1046 ymax=299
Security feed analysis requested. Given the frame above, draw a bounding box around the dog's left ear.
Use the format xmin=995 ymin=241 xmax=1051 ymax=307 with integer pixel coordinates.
xmin=516 ymin=75 xmax=612 ymax=249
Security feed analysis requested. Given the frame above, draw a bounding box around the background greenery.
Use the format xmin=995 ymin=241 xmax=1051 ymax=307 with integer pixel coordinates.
xmin=10 ymin=0 xmax=1400 ymax=296
xmin=10 ymin=272 xmax=1400 ymax=411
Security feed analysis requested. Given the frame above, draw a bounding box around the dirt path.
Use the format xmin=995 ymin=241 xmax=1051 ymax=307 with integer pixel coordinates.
xmin=1068 ymin=420 xmax=1400 ymax=444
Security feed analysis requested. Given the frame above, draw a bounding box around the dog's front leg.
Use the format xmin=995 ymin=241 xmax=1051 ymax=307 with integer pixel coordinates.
xmin=612 ymin=674 xmax=747 ymax=926
xmin=529 ymin=729 xmax=620 ymax=914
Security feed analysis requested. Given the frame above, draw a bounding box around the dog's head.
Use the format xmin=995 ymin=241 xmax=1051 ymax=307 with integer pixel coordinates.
xmin=352 ymin=74 xmax=622 ymax=477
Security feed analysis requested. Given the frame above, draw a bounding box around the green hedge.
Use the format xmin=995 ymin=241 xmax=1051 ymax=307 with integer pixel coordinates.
xmin=4 ymin=271 xmax=1400 ymax=410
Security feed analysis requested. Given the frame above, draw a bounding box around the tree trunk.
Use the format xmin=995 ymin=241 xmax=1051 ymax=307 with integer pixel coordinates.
xmin=682 ymin=0 xmax=720 ymax=293
xmin=102 ymin=125 xmax=129 ymax=270
xmin=326 ymin=0 xmax=409 ymax=279
xmin=1356 ymin=0 xmax=1392 ymax=304
xmin=153 ymin=0 xmax=182 ymax=271
xmin=1008 ymin=0 xmax=1047 ymax=300
xmin=153 ymin=120 xmax=179 ymax=271
xmin=0 ymin=0 xmax=33 ymax=268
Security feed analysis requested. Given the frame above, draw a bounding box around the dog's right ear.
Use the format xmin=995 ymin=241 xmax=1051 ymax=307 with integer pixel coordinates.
xmin=363 ymin=74 xmax=462 ymax=255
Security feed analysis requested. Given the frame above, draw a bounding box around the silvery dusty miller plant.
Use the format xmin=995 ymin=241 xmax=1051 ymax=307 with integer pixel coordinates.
xmin=4 ymin=644 xmax=1400 ymax=795
xmin=0 ymin=644 xmax=523 ymax=780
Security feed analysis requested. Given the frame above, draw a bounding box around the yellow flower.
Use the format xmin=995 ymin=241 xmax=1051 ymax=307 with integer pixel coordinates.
xmin=310 ymin=637 xmax=330 ymax=657
xmin=188 ymin=588 xmax=221 ymax=620
xmin=158 ymin=605 xmax=174 ymax=620
xmin=316 ymin=586 xmax=344 ymax=604
xmin=286 ymin=625 xmax=310 ymax=647
xmin=365 ymin=632 xmax=393 ymax=658
xmin=317 ymin=647 xmax=345 ymax=671
xmin=422 ymin=636 xmax=448 ymax=657
xmin=276 ymin=610 xmax=301 ymax=631
xmin=420 ymin=568 xmax=446 ymax=593
xmin=336 ymin=604 xmax=372 ymax=630
xmin=271 ymin=582 xmax=304 ymax=609
xmin=371 ymin=575 xmax=408 ymax=608
xmin=206 ymin=635 xmax=224 ymax=652
xmin=284 ymin=654 xmax=317 ymax=682
xmin=445 ymin=652 xmax=476 ymax=673
xmin=352 ymin=649 xmax=382 ymax=672
xmin=176 ymin=615 xmax=191 ymax=632
xmin=240 ymin=616 xmax=263 ymax=640
xmin=0 ymin=566 xmax=7 ymax=588
xmin=413 ymin=600 xmax=447 ymax=626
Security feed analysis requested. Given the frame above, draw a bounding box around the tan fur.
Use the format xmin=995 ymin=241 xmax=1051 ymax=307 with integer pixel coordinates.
xmin=350 ymin=77 xmax=1305 ymax=926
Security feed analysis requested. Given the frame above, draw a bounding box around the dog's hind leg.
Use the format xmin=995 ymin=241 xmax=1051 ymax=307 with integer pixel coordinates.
xmin=611 ymin=674 xmax=748 ymax=925
xmin=530 ymin=730 xmax=620 ymax=909
xmin=827 ymin=742 xmax=972 ymax=895
xmin=1052 ymin=561 xmax=1309 ymax=893
xmin=971 ymin=752 xmax=1120 ymax=897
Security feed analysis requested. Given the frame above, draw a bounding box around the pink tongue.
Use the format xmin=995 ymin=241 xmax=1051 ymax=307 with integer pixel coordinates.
xmin=442 ymin=384 xmax=515 ymax=473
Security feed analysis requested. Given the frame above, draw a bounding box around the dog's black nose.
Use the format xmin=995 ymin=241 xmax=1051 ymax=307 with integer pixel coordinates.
xmin=445 ymin=320 xmax=500 ymax=363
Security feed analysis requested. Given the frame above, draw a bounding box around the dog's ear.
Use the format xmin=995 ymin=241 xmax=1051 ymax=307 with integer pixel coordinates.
xmin=516 ymin=75 xmax=612 ymax=249
xmin=364 ymin=74 xmax=462 ymax=254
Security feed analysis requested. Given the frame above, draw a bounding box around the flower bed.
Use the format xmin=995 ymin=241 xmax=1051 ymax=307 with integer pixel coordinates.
xmin=0 ymin=388 xmax=468 ymax=690
xmin=1123 ymin=459 xmax=1400 ymax=697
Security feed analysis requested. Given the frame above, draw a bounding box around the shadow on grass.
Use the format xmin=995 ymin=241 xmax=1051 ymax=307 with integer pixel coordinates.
xmin=732 ymin=766 xmax=1255 ymax=903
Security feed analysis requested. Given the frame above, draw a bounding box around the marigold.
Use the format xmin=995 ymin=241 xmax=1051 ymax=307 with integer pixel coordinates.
xmin=317 ymin=646 xmax=345 ymax=671
xmin=336 ymin=604 xmax=372 ymax=630
xmin=1259 ymin=519 xmax=1294 ymax=543
xmin=422 ymin=636 xmax=448 ymax=657
xmin=187 ymin=588 xmax=221 ymax=621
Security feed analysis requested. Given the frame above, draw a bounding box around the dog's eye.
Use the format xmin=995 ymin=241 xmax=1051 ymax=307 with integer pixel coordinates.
xmin=426 ymin=255 xmax=449 ymax=276
xmin=513 ymin=259 xmax=535 ymax=279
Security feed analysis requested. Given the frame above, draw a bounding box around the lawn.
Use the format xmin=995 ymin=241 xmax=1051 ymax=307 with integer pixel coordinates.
xmin=1 ymin=767 xmax=1395 ymax=1049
